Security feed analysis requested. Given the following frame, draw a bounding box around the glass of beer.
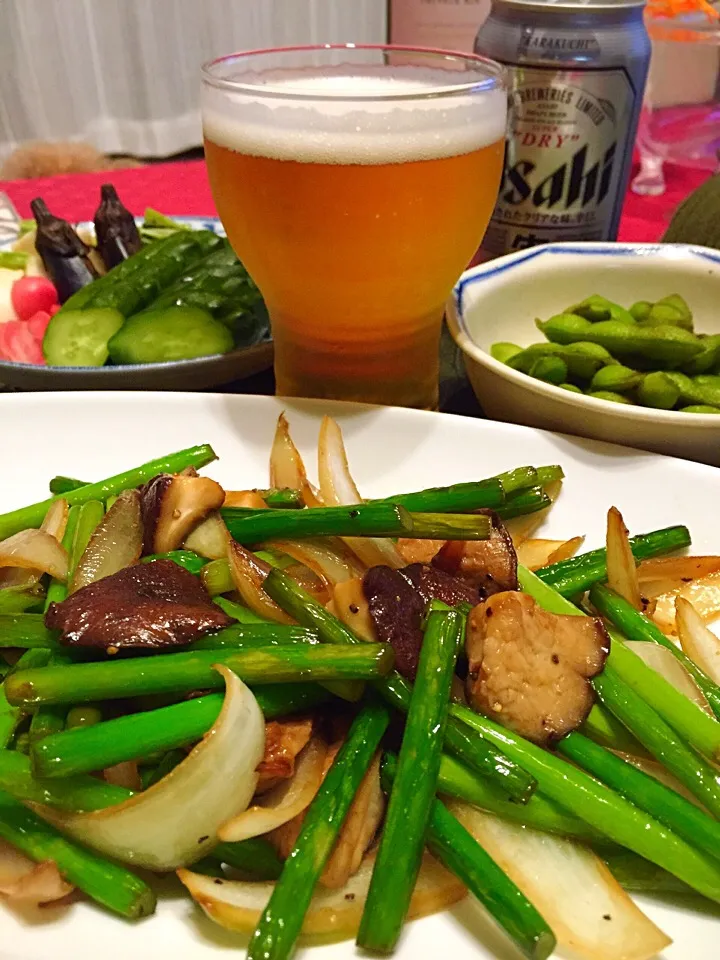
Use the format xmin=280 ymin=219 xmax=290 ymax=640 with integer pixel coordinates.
xmin=201 ymin=45 xmax=506 ymax=408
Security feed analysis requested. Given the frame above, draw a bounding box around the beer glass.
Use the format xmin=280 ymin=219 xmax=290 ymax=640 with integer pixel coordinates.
xmin=201 ymin=45 xmax=506 ymax=408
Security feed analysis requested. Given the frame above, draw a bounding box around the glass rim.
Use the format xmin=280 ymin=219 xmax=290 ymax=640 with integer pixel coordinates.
xmin=201 ymin=43 xmax=506 ymax=100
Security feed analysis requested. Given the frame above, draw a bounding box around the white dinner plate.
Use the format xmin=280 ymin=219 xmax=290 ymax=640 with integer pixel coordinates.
xmin=2 ymin=391 xmax=719 ymax=960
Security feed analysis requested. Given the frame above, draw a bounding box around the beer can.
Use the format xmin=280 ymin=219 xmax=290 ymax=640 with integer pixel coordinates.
xmin=474 ymin=0 xmax=651 ymax=257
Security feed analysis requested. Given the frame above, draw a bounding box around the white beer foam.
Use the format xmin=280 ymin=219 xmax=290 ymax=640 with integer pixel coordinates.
xmin=202 ymin=69 xmax=507 ymax=165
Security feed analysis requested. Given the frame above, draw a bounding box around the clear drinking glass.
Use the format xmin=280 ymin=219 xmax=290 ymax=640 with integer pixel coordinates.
xmin=201 ymin=44 xmax=506 ymax=409
xmin=633 ymin=12 xmax=720 ymax=196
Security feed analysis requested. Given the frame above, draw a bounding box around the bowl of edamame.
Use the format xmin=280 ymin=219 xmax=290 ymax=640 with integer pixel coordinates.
xmin=448 ymin=242 xmax=720 ymax=466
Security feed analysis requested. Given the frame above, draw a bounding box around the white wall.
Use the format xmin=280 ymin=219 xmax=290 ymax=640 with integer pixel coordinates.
xmin=0 ymin=0 xmax=387 ymax=158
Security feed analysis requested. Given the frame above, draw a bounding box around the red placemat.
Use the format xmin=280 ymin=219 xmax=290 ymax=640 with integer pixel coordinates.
xmin=0 ymin=157 xmax=711 ymax=242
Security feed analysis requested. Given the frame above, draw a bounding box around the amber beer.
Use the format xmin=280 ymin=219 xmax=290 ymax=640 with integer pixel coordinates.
xmin=202 ymin=47 xmax=506 ymax=408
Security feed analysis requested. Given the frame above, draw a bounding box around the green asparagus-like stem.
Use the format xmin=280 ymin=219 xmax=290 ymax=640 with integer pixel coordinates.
xmin=222 ymin=502 xmax=413 ymax=543
xmin=433 ymin=753 xmax=600 ymax=843
xmin=519 ymin=565 xmax=720 ymax=763
xmin=263 ymin=568 xmax=537 ymax=803
xmin=248 ymin=697 xmax=391 ymax=960
xmin=49 ymin=475 xmax=87 ymax=495
xmin=0 ymin=750 xmax=131 ymax=811
xmin=0 ymin=613 xmax=61 ymax=649
xmin=497 ymin=465 xmax=564 ymax=495
xmin=535 ymin=525 xmax=692 ymax=597
xmin=141 ymin=549 xmax=209 ymax=575
xmin=214 ymin=837 xmax=284 ymax=880
xmin=558 ymin=730 xmax=720 ymax=861
xmin=7 ymin=643 xmax=394 ymax=708
xmin=372 ymin=477 xmax=505 ymax=513
xmin=590 ymin=583 xmax=720 ymax=719
xmin=213 ymin=594 xmax=272 ymax=623
xmin=0 ymin=788 xmax=155 ymax=918
xmin=202 ymin=559 xmax=239 ymax=597
xmin=0 ymin=585 xmax=45 ymax=614
xmin=495 ymin=487 xmax=551 ymax=521
xmin=45 ymin=503 xmax=81 ymax=609
xmin=66 ymin=705 xmax=103 ymax=729
xmin=405 ymin=512 xmax=492 ymax=540
xmin=581 ymin=703 xmax=648 ymax=756
xmin=258 ymin=488 xmax=304 ymax=509
xmin=453 ymin=702 xmax=720 ymax=903
xmin=32 ymin=684 xmax=329 ymax=778
xmin=358 ymin=611 xmax=460 ymax=953
xmin=0 ymin=648 xmax=52 ymax=748
xmin=28 ymin=654 xmax=71 ymax=744
xmin=381 ymin=754 xmax=555 ymax=960
xmin=0 ymin=444 xmax=217 ymax=541
xmin=599 ymin=848 xmax=695 ymax=897
xmin=591 ymin=669 xmax=720 ymax=820
xmin=187 ymin=622 xmax=319 ymax=650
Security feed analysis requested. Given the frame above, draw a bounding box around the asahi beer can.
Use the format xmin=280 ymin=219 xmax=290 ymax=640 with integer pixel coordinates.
xmin=474 ymin=0 xmax=651 ymax=257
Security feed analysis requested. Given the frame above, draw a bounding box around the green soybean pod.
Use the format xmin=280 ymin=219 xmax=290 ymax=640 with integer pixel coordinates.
xmin=587 ymin=391 xmax=634 ymax=405
xmin=589 ymin=364 xmax=641 ymax=393
xmin=491 ymin=342 xmax=523 ymax=364
xmin=637 ymin=372 xmax=681 ymax=410
xmin=630 ymin=301 xmax=653 ymax=322
xmin=558 ymin=383 xmax=583 ymax=394
xmin=680 ymin=405 xmax=720 ymax=415
xmin=529 ymin=356 xmax=568 ymax=385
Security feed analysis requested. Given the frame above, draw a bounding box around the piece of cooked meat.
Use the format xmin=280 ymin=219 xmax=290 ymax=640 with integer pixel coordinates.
xmin=256 ymin=716 xmax=314 ymax=793
xmin=396 ymin=538 xmax=446 ymax=565
xmin=140 ymin=473 xmax=225 ymax=555
xmin=433 ymin=510 xmax=518 ymax=597
xmin=466 ymin=591 xmax=609 ymax=745
xmin=363 ymin=563 xmax=479 ymax=679
xmin=45 ymin=558 xmax=232 ymax=651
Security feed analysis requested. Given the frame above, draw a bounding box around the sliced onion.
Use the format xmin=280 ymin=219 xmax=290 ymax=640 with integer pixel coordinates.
xmin=0 ymin=498 xmax=70 ymax=590
xmin=183 ymin=511 xmax=231 ymax=560
xmin=219 ymin=736 xmax=327 ymax=842
xmin=676 ymin=597 xmax=720 ymax=686
xmin=0 ymin=841 xmax=73 ymax=905
xmin=606 ymin=507 xmax=642 ymax=611
xmin=33 ymin=666 xmax=264 ymax=871
xmin=318 ymin=416 xmax=404 ymax=569
xmin=71 ymin=490 xmax=142 ymax=593
xmin=505 ymin=479 xmax=563 ymax=546
xmin=449 ymin=800 xmax=670 ymax=960
xmin=0 ymin=529 xmax=68 ymax=580
xmin=624 ymin=640 xmax=713 ymax=715
xmin=648 ymin=572 xmax=720 ymax=635
xmin=264 ymin=538 xmax=364 ymax=589
xmin=270 ymin=413 xmax=323 ymax=507
xmin=178 ymin=850 xmax=465 ymax=938
xmin=227 ymin=541 xmax=296 ymax=625
xmin=223 ymin=491 xmax=269 ymax=509
xmin=332 ymin=578 xmax=377 ymax=642
xmin=638 ymin=556 xmax=720 ymax=583
xmin=516 ymin=535 xmax=585 ymax=572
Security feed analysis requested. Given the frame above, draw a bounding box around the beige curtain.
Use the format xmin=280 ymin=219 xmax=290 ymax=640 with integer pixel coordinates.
xmin=0 ymin=0 xmax=386 ymax=159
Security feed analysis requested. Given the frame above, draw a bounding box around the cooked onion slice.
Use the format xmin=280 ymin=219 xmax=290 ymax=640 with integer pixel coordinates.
xmin=223 ymin=491 xmax=269 ymax=509
xmin=676 ymin=597 xmax=720 ymax=686
xmin=270 ymin=413 xmax=322 ymax=507
xmin=183 ymin=512 xmax=230 ymax=560
xmin=332 ymin=578 xmax=377 ymax=642
xmin=623 ymin=640 xmax=712 ymax=715
xmin=648 ymin=573 xmax=720 ymax=635
xmin=639 ymin=556 xmax=720 ymax=583
xmin=265 ymin=538 xmax=364 ymax=589
xmin=227 ymin=541 xmax=296 ymax=625
xmin=606 ymin=507 xmax=642 ymax=611
xmin=450 ymin=801 xmax=670 ymax=960
xmin=0 ymin=841 xmax=73 ymax=905
xmin=0 ymin=498 xmax=70 ymax=589
xmin=178 ymin=851 xmax=465 ymax=939
xmin=33 ymin=667 xmax=264 ymax=871
xmin=0 ymin=529 xmax=68 ymax=580
xmin=71 ymin=490 xmax=143 ymax=594
xmin=219 ymin=736 xmax=327 ymax=842
xmin=516 ymin=536 xmax=585 ymax=572
xmin=318 ymin=416 xmax=404 ymax=569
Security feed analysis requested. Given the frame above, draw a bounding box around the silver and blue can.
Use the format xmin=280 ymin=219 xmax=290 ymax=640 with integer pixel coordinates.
xmin=474 ymin=0 xmax=651 ymax=256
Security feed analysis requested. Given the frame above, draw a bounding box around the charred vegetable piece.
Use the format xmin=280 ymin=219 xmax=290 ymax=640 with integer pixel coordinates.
xmin=466 ymin=592 xmax=609 ymax=744
xmin=31 ymin=198 xmax=98 ymax=303
xmin=0 ymin=787 xmax=155 ymax=918
xmin=363 ymin=563 xmax=478 ymax=679
xmin=248 ymin=697 xmax=391 ymax=960
xmin=358 ymin=611 xmax=460 ymax=952
xmin=45 ymin=559 xmax=232 ymax=651
xmin=433 ymin=509 xmax=518 ymax=596
xmin=94 ymin=184 xmax=142 ymax=269
xmin=140 ymin=473 xmax=225 ymax=554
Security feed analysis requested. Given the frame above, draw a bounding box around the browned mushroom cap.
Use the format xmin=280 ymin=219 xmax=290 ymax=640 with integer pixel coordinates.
xmin=433 ymin=510 xmax=518 ymax=597
xmin=466 ymin=591 xmax=609 ymax=745
xmin=362 ymin=563 xmax=479 ymax=679
xmin=140 ymin=473 xmax=225 ymax=555
xmin=45 ymin=558 xmax=233 ymax=651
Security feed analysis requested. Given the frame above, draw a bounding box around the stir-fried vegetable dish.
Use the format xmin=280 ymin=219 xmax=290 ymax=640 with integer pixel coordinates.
xmin=1 ymin=413 xmax=719 ymax=960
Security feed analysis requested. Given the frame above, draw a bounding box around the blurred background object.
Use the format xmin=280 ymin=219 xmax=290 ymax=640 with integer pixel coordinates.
xmin=633 ymin=7 xmax=720 ymax=196
xmin=0 ymin=0 xmax=384 ymax=164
